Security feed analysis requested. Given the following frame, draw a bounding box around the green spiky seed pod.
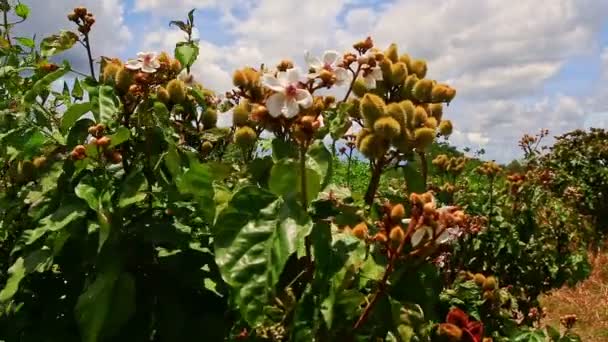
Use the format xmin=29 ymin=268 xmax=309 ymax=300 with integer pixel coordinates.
xmin=373 ymin=117 xmax=401 ymax=140
xmin=167 ymin=79 xmax=187 ymax=104
xmin=352 ymin=78 xmax=368 ymax=98
xmin=424 ymin=117 xmax=438 ymax=129
xmin=429 ymin=103 xmax=443 ymax=121
xmin=398 ymin=53 xmax=412 ymax=70
xmin=431 ymin=84 xmax=457 ymax=103
xmin=386 ymin=103 xmax=407 ymax=128
xmin=414 ymin=127 xmax=435 ymax=149
xmin=347 ymin=98 xmax=361 ymax=119
xmin=412 ymin=79 xmax=434 ymax=102
xmin=385 ymin=43 xmax=399 ymax=63
xmin=359 ymin=133 xmax=386 ymax=160
xmin=399 ymin=100 xmax=416 ymax=127
xmin=360 ymin=93 xmax=386 ymax=128
xmin=410 ymin=59 xmax=427 ymax=78
xmin=391 ymin=62 xmax=408 ymax=85
xmin=414 ymin=106 xmax=429 ymax=127
xmin=400 ymin=74 xmax=419 ymax=99
xmin=234 ymin=126 xmax=257 ymax=149
xmin=439 ymin=120 xmax=453 ymax=136
xmin=355 ymin=128 xmax=372 ymax=148
xmin=202 ymin=108 xmax=218 ymax=129
xmin=233 ymin=100 xmax=251 ymax=126
xmin=102 ymin=63 xmax=121 ymax=83
xmin=115 ymin=68 xmax=133 ymax=92
xmin=483 ymin=276 xmax=498 ymax=291
xmin=156 ymin=87 xmax=170 ymax=104
xmin=379 ymin=59 xmax=393 ymax=85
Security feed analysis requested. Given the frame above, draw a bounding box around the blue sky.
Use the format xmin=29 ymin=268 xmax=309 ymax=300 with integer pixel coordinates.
xmin=19 ymin=0 xmax=608 ymax=162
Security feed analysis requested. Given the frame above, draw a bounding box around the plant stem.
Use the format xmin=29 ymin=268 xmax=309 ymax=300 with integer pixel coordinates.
xmin=342 ymin=65 xmax=361 ymax=102
xmin=487 ymin=176 xmax=494 ymax=230
xmin=2 ymin=4 xmax=11 ymax=47
xmin=83 ymin=33 xmax=96 ymax=80
xmin=364 ymin=158 xmax=384 ymax=206
xmin=300 ymin=144 xmax=308 ymax=209
xmin=418 ymin=150 xmax=428 ymax=190
xmin=347 ymin=149 xmax=353 ymax=188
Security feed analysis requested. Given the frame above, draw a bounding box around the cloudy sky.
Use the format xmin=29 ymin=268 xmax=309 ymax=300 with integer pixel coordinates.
xmin=17 ymin=0 xmax=608 ymax=161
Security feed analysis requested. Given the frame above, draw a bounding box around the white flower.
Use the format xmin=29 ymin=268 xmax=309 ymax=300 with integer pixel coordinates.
xmin=262 ymin=68 xmax=313 ymax=119
xmin=305 ymin=50 xmax=351 ymax=86
xmin=125 ymin=52 xmax=160 ymax=73
xmin=178 ymin=69 xmax=195 ymax=87
xmin=361 ymin=67 xmax=383 ymax=89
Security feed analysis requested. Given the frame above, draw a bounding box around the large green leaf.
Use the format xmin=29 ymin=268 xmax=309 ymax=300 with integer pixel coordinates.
xmin=269 ymin=159 xmax=321 ymax=205
xmin=0 ymin=249 xmax=53 ymax=302
xmin=118 ymin=169 xmax=147 ymax=208
xmin=23 ymin=67 xmax=69 ymax=103
xmin=23 ymin=201 xmax=87 ymax=245
xmin=214 ymin=186 xmax=312 ymax=325
xmin=307 ymin=140 xmax=332 ymax=189
xmin=15 ymin=3 xmax=30 ymax=19
xmin=61 ymin=102 xmax=92 ymax=133
xmin=98 ymin=85 xmax=118 ymax=124
xmin=108 ymin=126 xmax=130 ymax=148
xmin=40 ymin=31 xmax=78 ymax=57
xmin=174 ymin=41 xmax=199 ymax=69
xmin=75 ymin=261 xmax=136 ymax=342
xmin=177 ymin=162 xmax=216 ymax=222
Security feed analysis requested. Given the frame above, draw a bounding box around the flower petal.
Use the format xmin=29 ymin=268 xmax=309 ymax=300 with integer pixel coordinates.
xmin=363 ymin=75 xmax=376 ymax=89
xmin=262 ymin=74 xmax=285 ymax=92
xmin=285 ymin=68 xmax=302 ymax=85
xmin=140 ymin=65 xmax=157 ymax=73
xmin=323 ymin=50 xmax=340 ymax=66
xmin=305 ymin=51 xmax=323 ymax=69
xmin=266 ymin=92 xmax=286 ymax=118
xmin=371 ymin=67 xmax=383 ymax=80
xmin=334 ymin=67 xmax=351 ymax=86
xmin=150 ymin=59 xmax=161 ymax=69
xmin=125 ymin=60 xmax=141 ymax=70
xmin=276 ymin=71 xmax=290 ymax=87
xmin=283 ymin=97 xmax=300 ymax=118
xmin=295 ymin=89 xmax=313 ymax=108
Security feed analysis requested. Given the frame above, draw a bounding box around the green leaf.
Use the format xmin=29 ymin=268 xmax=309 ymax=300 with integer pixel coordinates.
xmin=24 ymin=201 xmax=87 ymax=245
xmin=0 ymin=258 xmax=25 ymax=302
xmin=214 ymin=186 xmax=312 ymax=325
xmin=23 ymin=67 xmax=69 ymax=103
xmin=177 ymin=162 xmax=216 ymax=222
xmin=272 ymin=138 xmax=298 ymax=160
xmin=15 ymin=36 xmax=34 ymax=48
xmin=61 ymin=102 xmax=92 ymax=133
xmin=108 ymin=126 xmax=130 ymax=148
xmin=546 ymin=325 xmax=560 ymax=341
xmin=291 ymin=285 xmax=318 ymax=342
xmin=14 ymin=3 xmax=30 ymax=19
xmin=40 ymin=30 xmax=78 ymax=57
xmin=269 ymin=159 xmax=321 ymax=205
xmin=119 ymin=169 xmax=147 ymax=208
xmin=76 ymin=182 xmax=99 ymax=211
xmin=75 ymin=261 xmax=136 ymax=342
xmin=328 ymin=102 xmax=353 ymax=140
xmin=402 ymin=163 xmax=426 ymax=193
xmin=307 ymin=140 xmax=332 ymax=189
xmin=175 ymin=41 xmax=199 ymax=69
xmin=98 ymin=85 xmax=118 ymax=124
xmin=72 ymin=78 xmax=84 ymax=100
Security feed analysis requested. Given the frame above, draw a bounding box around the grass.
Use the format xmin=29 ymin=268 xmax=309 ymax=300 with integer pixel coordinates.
xmin=541 ymin=252 xmax=608 ymax=341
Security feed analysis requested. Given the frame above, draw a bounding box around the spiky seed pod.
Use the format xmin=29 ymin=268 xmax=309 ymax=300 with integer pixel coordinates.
xmin=360 ymin=93 xmax=386 ymax=128
xmin=386 ymin=103 xmax=407 ymax=128
xmin=389 ymin=226 xmax=405 ymax=243
xmin=424 ymin=117 xmax=438 ymax=129
xmin=439 ymin=120 xmax=453 ymax=136
xmin=437 ymin=323 xmax=463 ymax=341
xmin=33 ymin=156 xmax=47 ymax=169
xmin=474 ymin=273 xmax=486 ymax=287
xmin=352 ymin=222 xmax=368 ymax=240
xmin=400 ymin=74 xmax=419 ymax=99
xmin=429 ymin=103 xmax=443 ymax=121
xmin=158 ymin=52 xmax=171 ymax=65
xmin=379 ymin=59 xmax=393 ymax=86
xmin=359 ymin=133 xmax=387 ymax=159
xmin=374 ymin=232 xmax=388 ymax=243
xmin=115 ymin=68 xmax=133 ymax=92
xmin=167 ymin=79 xmax=187 ymax=104
xmin=399 ymin=100 xmax=416 ymax=127
xmin=347 ymin=98 xmax=361 ymax=119
xmin=431 ymin=84 xmax=457 ymax=103
xmin=373 ymin=117 xmax=401 ymax=140
xmin=410 ymin=59 xmax=427 ymax=78
xmin=390 ymin=204 xmax=406 ymax=222
xmin=444 ymin=86 xmax=457 ymax=103
xmin=414 ymin=106 xmax=429 ymax=127
xmin=277 ymin=59 xmax=294 ymax=72
xmin=243 ymin=68 xmax=260 ymax=85
xmin=355 ymin=128 xmax=372 ymax=148
xmin=391 ymin=62 xmax=408 ymax=85
xmin=201 ymin=141 xmax=213 ymax=154
xmin=352 ymin=78 xmax=368 ymax=97
xmin=234 ymin=126 xmax=257 ymax=149
xmin=101 ymin=62 xmax=121 ymax=83
xmin=170 ymin=59 xmax=182 ymax=73
xmin=202 ymin=108 xmax=218 ymax=129
xmin=398 ymin=53 xmax=411 ymax=69
xmin=156 ymin=87 xmax=170 ymax=104
xmin=393 ymin=130 xmax=414 ymax=153
xmin=412 ymin=79 xmax=434 ymax=102
xmin=233 ymin=69 xmax=248 ymax=87
xmin=385 ymin=43 xmax=399 ymax=63
xmin=414 ymin=127 xmax=435 ymax=149
xmin=233 ymin=100 xmax=251 ymax=126
xmin=420 ymin=192 xmax=433 ymax=204
xmin=483 ymin=276 xmax=498 ymax=291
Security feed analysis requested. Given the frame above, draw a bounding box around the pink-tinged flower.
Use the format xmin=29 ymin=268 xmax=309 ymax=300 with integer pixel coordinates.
xmin=361 ymin=66 xmax=383 ymax=89
xmin=125 ymin=52 xmax=160 ymax=73
xmin=178 ymin=69 xmax=195 ymax=87
xmin=305 ymin=50 xmax=351 ymax=86
xmin=262 ymin=68 xmax=313 ymax=119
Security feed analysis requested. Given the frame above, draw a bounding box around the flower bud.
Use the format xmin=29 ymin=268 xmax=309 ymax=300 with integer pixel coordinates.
xmin=391 ymin=62 xmax=408 ymax=85
xmin=389 ymin=226 xmax=405 ymax=243
xmin=67 ymin=13 xmax=78 ymax=21
xmin=474 ymin=273 xmax=486 ymax=287
xmin=234 ymin=126 xmax=257 ymax=149
xmin=360 ymin=93 xmax=386 ymax=128
xmin=167 ymin=79 xmax=187 ymax=104
xmin=233 ymin=100 xmax=251 ymax=126
xmin=352 ymin=222 xmax=368 ymax=240
xmin=483 ymin=276 xmax=498 ymax=291
xmin=439 ymin=120 xmax=453 ymax=136
xmin=414 ymin=127 xmax=436 ymax=148
xmin=409 ymin=59 xmax=427 ymax=78
xmin=202 ymin=107 xmax=218 ymax=129
xmin=115 ymin=68 xmax=133 ymax=92
xmin=157 ymin=86 xmax=170 ymax=104
xmin=74 ymin=7 xmax=87 ymax=17
xmin=412 ymin=79 xmax=433 ymax=102
xmin=277 ymin=59 xmax=294 ymax=72
xmin=390 ymin=204 xmax=406 ymax=222
xmin=373 ymin=117 xmax=401 ymax=140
